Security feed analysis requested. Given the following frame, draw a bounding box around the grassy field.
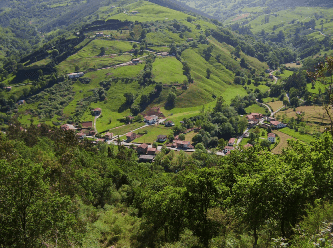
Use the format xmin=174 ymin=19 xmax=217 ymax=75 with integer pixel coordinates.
xmin=77 ymin=39 xmax=133 ymax=57
xmin=185 ymin=131 xmax=196 ymax=142
xmin=152 ymin=57 xmax=187 ymax=84
xmin=56 ymin=39 xmax=135 ymax=73
xmin=178 ymin=47 xmax=247 ymax=108
xmin=277 ymin=105 xmax=331 ymax=124
xmin=110 ymin=122 xmax=145 ymax=136
xmin=267 ymin=101 xmax=284 ymax=112
xmin=57 ymin=54 xmax=132 ymax=74
xmin=285 ymin=63 xmax=302 ymax=69
xmin=108 ymin=2 xmax=190 ymax=23
xmin=272 ymin=130 xmax=295 ymax=154
xmin=133 ymin=125 xmax=173 ymax=143
xmin=275 ymin=70 xmax=294 ymax=83
xmin=307 ymin=82 xmax=327 ymax=94
xmin=245 ymin=104 xmax=267 ymax=115
xmin=278 ymin=127 xmax=316 ymax=144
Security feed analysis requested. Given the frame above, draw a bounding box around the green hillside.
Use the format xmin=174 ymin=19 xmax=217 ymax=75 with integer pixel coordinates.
xmin=0 ymin=0 xmax=275 ymax=132
xmin=173 ymin=0 xmax=333 ymax=62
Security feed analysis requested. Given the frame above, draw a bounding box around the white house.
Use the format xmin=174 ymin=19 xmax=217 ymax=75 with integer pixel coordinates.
xmin=268 ymin=133 xmax=276 ymax=143
xmin=157 ymin=135 xmax=167 ymax=142
xmin=224 ymin=146 xmax=235 ymax=153
xmin=144 ymin=115 xmax=158 ymax=124
xmin=270 ymin=121 xmax=287 ymax=129
xmin=68 ymin=72 xmax=84 ymax=79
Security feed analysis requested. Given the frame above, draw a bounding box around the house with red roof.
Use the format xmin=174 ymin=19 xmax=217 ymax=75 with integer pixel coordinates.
xmin=224 ymin=146 xmax=235 ymax=153
xmin=243 ymin=143 xmax=253 ymax=149
xmin=137 ymin=143 xmax=148 ymax=154
xmin=144 ymin=115 xmax=158 ymax=124
xmin=61 ymin=124 xmax=76 ymax=131
xmin=228 ymin=138 xmax=236 ymax=146
xmin=126 ymin=132 xmax=137 ymax=142
xmin=104 ymin=132 xmax=113 ymax=140
xmin=81 ymin=121 xmax=93 ymax=129
xmin=172 ymin=140 xmax=191 ymax=149
xmin=157 ymin=135 xmax=167 ymax=142
xmin=76 ymin=132 xmax=86 ymax=139
xmin=246 ymin=113 xmax=263 ymax=124
xmin=147 ymin=147 xmax=157 ymax=155
xmin=270 ymin=121 xmax=286 ymax=129
xmin=93 ymin=108 xmax=102 ymax=116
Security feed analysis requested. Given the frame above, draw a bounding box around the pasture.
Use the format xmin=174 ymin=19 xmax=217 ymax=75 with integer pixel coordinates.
xmin=267 ymin=101 xmax=284 ymax=112
xmin=133 ymin=125 xmax=173 ymax=144
xmin=272 ymin=131 xmax=295 ymax=154
xmin=278 ymin=105 xmax=332 ymax=124
xmin=152 ymin=57 xmax=187 ymax=84
xmin=245 ymin=104 xmax=267 ymax=115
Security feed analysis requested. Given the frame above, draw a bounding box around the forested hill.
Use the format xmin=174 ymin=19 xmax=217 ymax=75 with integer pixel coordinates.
xmin=0 ymin=0 xmax=111 ymax=68
xmin=0 ymin=0 xmax=105 ymax=31
xmin=172 ymin=0 xmax=333 ymax=20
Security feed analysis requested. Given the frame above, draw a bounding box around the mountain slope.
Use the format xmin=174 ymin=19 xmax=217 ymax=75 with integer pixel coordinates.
xmin=0 ymin=0 xmax=274 ymax=131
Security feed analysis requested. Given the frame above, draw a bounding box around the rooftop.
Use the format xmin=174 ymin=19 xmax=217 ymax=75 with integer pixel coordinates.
xmin=270 ymin=121 xmax=281 ymax=125
xmin=138 ymin=143 xmax=148 ymax=149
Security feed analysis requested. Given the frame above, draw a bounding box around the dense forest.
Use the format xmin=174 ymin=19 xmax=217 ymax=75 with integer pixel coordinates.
xmin=1 ymin=117 xmax=333 ymax=247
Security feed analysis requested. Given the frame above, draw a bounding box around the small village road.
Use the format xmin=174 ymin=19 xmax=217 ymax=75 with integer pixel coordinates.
xmin=236 ymin=127 xmax=250 ymax=147
xmin=256 ymin=100 xmax=273 ymax=116
xmin=94 ymin=115 xmax=101 ymax=133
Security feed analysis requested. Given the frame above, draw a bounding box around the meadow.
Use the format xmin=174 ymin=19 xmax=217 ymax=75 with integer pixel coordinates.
xmin=278 ymin=127 xmax=316 ymax=144
xmin=272 ymin=130 xmax=295 ymax=154
xmin=278 ymin=105 xmax=331 ymax=124
xmin=107 ymin=2 xmax=190 ymax=23
xmin=245 ymin=104 xmax=267 ymax=115
xmin=109 ymin=122 xmax=145 ymax=136
xmin=267 ymin=101 xmax=284 ymax=112
xmin=152 ymin=57 xmax=187 ymax=84
xmin=133 ymin=125 xmax=173 ymax=143
xmin=57 ymin=54 xmax=132 ymax=74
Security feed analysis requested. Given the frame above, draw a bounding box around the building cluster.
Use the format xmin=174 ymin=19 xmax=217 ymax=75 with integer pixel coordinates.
xmin=246 ymin=113 xmax=287 ymax=129
xmin=67 ymin=72 xmax=84 ymax=79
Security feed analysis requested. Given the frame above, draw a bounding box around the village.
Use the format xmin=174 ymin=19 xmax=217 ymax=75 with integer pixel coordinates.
xmin=59 ymin=105 xmax=288 ymax=162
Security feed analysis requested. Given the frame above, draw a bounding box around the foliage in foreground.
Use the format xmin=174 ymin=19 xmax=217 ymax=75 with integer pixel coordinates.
xmin=1 ymin=123 xmax=333 ymax=247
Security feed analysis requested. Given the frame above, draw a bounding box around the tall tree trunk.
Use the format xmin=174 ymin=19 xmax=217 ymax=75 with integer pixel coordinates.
xmin=253 ymin=226 xmax=258 ymax=248
xmin=281 ymin=218 xmax=286 ymax=238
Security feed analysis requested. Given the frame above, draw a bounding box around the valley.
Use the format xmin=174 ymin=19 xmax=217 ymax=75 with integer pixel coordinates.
xmin=2 ymin=0 xmax=333 ymax=247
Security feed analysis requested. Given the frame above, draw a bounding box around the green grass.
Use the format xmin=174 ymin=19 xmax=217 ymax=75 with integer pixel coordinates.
xmin=276 ymin=70 xmax=294 ymax=83
xmin=307 ymin=82 xmax=327 ymax=94
xmin=278 ymin=127 xmax=316 ymax=144
xmin=56 ymin=39 xmax=136 ymax=73
xmin=146 ymin=30 xmax=184 ymax=45
xmin=57 ymin=54 xmax=132 ymax=74
xmin=149 ymin=46 xmax=170 ymax=52
xmin=108 ymin=2 xmax=190 ymax=23
xmin=152 ymin=57 xmax=187 ymax=84
xmin=26 ymin=58 xmax=52 ymax=68
xmin=77 ymin=39 xmax=133 ymax=57
xmin=177 ymin=47 xmax=247 ymax=108
xmin=239 ymin=137 xmax=250 ymax=147
xmin=133 ymin=125 xmax=173 ymax=143
xmin=110 ymin=122 xmax=146 ymax=136
xmin=245 ymin=104 xmax=267 ymax=115
xmin=185 ymin=131 xmax=196 ymax=142
xmin=246 ymin=83 xmax=270 ymax=93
